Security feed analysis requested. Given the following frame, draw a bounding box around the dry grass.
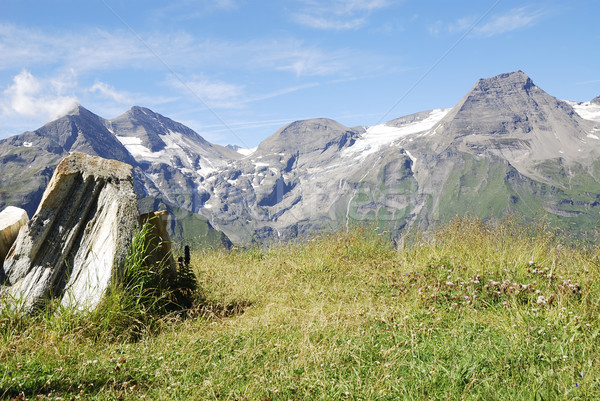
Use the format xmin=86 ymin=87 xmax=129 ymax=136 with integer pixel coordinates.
xmin=2 ymin=217 xmax=600 ymax=400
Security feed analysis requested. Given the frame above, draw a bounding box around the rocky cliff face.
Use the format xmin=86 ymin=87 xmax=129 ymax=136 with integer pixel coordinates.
xmin=381 ymin=71 xmax=600 ymax=234
xmin=425 ymin=71 xmax=594 ymax=170
xmin=106 ymin=106 xmax=241 ymax=215
xmin=2 ymin=71 xmax=600 ymax=245
xmin=0 ymin=106 xmax=233 ymax=247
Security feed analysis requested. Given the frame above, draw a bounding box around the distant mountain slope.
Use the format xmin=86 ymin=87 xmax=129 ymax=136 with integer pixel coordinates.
xmin=202 ymin=71 xmax=600 ymax=243
xmin=107 ymin=106 xmax=241 ymax=214
xmin=0 ymin=106 xmax=233 ymax=247
xmin=0 ymin=105 xmax=134 ymax=216
xmin=2 ymin=71 xmax=600 ymax=245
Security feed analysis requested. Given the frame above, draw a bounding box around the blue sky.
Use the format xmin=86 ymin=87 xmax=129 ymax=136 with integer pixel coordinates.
xmin=1 ymin=0 xmax=599 ymax=147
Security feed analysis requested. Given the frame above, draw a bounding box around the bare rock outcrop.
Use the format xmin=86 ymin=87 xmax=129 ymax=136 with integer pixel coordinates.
xmin=139 ymin=210 xmax=177 ymax=279
xmin=0 ymin=206 xmax=29 ymax=266
xmin=1 ymin=152 xmax=139 ymax=311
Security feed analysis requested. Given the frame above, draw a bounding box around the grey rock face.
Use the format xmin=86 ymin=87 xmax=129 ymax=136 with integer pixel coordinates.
xmin=37 ymin=105 xmax=137 ymax=166
xmin=591 ymin=95 xmax=600 ymax=105
xmin=0 ymin=106 xmax=233 ymax=247
xmin=201 ymin=71 xmax=600 ymax=243
xmin=1 ymin=153 xmax=139 ymax=311
xmin=2 ymin=71 xmax=600 ymax=247
xmin=0 ymin=132 xmax=68 ymax=216
xmin=198 ymin=118 xmax=364 ymax=243
xmin=427 ymin=71 xmax=592 ymax=162
xmin=107 ymin=106 xmax=241 ymax=214
xmin=0 ymin=206 xmax=29 ymax=266
xmin=0 ymin=105 xmax=134 ymax=216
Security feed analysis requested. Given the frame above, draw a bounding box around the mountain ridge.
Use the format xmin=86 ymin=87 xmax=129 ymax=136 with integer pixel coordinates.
xmin=2 ymin=70 xmax=600 ymax=245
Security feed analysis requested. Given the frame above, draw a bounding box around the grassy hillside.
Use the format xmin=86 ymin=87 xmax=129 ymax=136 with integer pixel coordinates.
xmin=2 ymin=217 xmax=600 ymax=400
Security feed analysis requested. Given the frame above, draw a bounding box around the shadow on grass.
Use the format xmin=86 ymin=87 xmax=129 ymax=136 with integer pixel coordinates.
xmin=192 ymin=299 xmax=252 ymax=320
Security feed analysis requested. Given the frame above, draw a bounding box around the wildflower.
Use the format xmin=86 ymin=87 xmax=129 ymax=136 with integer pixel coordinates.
xmin=536 ymin=295 xmax=547 ymax=306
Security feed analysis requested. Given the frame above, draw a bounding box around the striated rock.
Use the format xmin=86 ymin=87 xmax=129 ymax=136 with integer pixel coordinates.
xmin=0 ymin=206 xmax=29 ymax=267
xmin=1 ymin=152 xmax=139 ymax=311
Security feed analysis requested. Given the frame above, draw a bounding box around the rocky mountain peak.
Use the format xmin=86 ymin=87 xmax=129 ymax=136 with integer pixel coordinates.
xmin=109 ymin=106 xmax=211 ymax=152
xmin=468 ymin=70 xmax=538 ymax=101
xmin=257 ymin=118 xmax=359 ymax=156
xmin=591 ymin=95 xmax=600 ymax=105
xmin=63 ymin=104 xmax=102 ymax=120
xmin=428 ymin=70 xmax=593 ymax=169
xmin=35 ymin=106 xmax=136 ymax=166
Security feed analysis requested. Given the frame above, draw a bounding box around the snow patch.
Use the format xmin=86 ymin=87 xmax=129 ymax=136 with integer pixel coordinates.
xmin=23 ymin=142 xmax=32 ymax=147
xmin=405 ymin=150 xmax=417 ymax=165
xmin=343 ymin=108 xmax=449 ymax=159
xmin=115 ymin=136 xmax=142 ymax=145
xmin=587 ymin=133 xmax=599 ymax=140
xmin=567 ymin=101 xmax=600 ymax=122
xmin=164 ymin=130 xmax=183 ymax=150
xmin=237 ymin=147 xmax=256 ymax=156
xmin=116 ymin=136 xmax=161 ymax=160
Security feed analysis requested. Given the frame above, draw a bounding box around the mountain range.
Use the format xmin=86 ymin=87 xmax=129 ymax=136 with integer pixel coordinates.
xmin=1 ymin=71 xmax=599 ymax=245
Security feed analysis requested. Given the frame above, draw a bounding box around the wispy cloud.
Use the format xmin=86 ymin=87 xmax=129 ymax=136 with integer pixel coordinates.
xmin=0 ymin=23 xmax=157 ymax=72
xmin=89 ymin=81 xmax=133 ymax=104
xmin=475 ymin=7 xmax=544 ymax=37
xmin=1 ymin=70 xmax=78 ymax=120
xmin=246 ymin=83 xmax=320 ymax=103
xmin=148 ymin=0 xmax=239 ymax=22
xmin=0 ymin=23 xmax=366 ymax=79
xmin=169 ymin=75 xmax=246 ymax=109
xmin=575 ymin=79 xmax=600 ymax=86
xmin=293 ymin=0 xmax=393 ymax=30
xmin=429 ymin=7 xmax=545 ymax=38
xmin=257 ymin=41 xmax=353 ymax=77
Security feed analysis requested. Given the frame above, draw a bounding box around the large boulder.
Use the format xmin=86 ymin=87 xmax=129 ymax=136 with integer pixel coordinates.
xmin=1 ymin=152 xmax=139 ymax=311
xmin=0 ymin=206 xmax=29 ymax=267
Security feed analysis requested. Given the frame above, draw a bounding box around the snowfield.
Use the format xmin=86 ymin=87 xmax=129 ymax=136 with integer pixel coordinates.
xmin=566 ymin=101 xmax=600 ymax=122
xmin=342 ymin=108 xmax=450 ymax=159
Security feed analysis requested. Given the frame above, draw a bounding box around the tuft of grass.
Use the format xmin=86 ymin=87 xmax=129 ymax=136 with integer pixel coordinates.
xmin=84 ymin=217 xmax=199 ymax=341
xmin=2 ymin=217 xmax=600 ymax=399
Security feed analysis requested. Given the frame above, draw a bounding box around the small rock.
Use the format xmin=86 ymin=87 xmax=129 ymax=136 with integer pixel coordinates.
xmin=0 ymin=206 xmax=29 ymax=268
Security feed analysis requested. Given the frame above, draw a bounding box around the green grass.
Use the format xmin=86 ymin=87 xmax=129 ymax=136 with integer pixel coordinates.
xmin=2 ymin=217 xmax=600 ymax=400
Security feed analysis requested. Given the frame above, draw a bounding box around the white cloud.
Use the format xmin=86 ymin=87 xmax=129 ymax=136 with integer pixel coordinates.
xmin=0 ymin=23 xmax=364 ymax=79
xmin=293 ymin=0 xmax=393 ymax=30
xmin=429 ymin=7 xmax=544 ymax=38
xmin=1 ymin=70 xmax=78 ymax=120
xmin=170 ymin=75 xmax=246 ymax=109
xmin=89 ymin=82 xmax=132 ymax=104
xmin=475 ymin=7 xmax=544 ymax=37
xmin=249 ymin=39 xmax=359 ymax=77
